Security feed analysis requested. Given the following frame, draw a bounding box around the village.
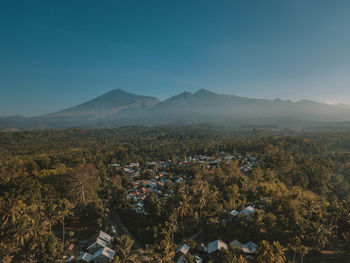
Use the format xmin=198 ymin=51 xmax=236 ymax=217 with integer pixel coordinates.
xmin=122 ymin=152 xmax=257 ymax=216
xmin=63 ymin=151 xmax=262 ymax=263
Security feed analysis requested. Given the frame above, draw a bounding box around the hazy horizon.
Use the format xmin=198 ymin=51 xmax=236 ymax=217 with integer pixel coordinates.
xmin=2 ymin=88 xmax=350 ymax=118
xmin=1 ymin=0 xmax=350 ymax=116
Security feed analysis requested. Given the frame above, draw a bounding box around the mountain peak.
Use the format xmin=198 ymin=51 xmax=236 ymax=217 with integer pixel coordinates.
xmin=104 ymin=89 xmax=128 ymax=96
xmin=194 ymin=89 xmax=216 ymax=96
xmin=48 ymin=88 xmax=160 ymax=118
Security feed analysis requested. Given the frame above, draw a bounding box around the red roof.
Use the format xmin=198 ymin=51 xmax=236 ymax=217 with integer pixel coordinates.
xmin=68 ymin=243 xmax=75 ymax=251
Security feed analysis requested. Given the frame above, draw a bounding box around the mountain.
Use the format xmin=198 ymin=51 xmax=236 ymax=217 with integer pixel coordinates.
xmin=2 ymin=89 xmax=350 ymax=130
xmin=144 ymin=89 xmax=350 ymax=127
xmin=0 ymin=89 xmax=160 ymax=129
xmin=46 ymin=89 xmax=159 ymax=120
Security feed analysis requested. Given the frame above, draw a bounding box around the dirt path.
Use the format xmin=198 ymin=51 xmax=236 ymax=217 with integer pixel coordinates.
xmin=109 ymin=210 xmax=149 ymax=261
xmin=109 ymin=210 xmax=142 ymax=249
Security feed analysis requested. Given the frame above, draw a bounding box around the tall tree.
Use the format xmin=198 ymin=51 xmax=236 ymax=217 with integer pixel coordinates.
xmin=57 ymin=199 xmax=74 ymax=246
xmin=68 ymin=164 xmax=100 ymax=207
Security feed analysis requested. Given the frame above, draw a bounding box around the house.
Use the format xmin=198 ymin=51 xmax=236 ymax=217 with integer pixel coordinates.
xmin=77 ymin=247 xmax=116 ymax=263
xmin=86 ymin=231 xmax=113 ymax=254
xmin=207 ymin=240 xmax=228 ymax=254
xmin=228 ymin=209 xmax=239 ymax=217
xmin=176 ymin=243 xmax=190 ymax=255
xmin=87 ymin=238 xmax=108 ymax=254
xmin=231 ymin=240 xmax=259 ymax=254
xmin=245 ymin=241 xmax=258 ymax=253
xmin=97 ymin=231 xmax=111 ymax=243
xmin=230 ymin=240 xmax=250 ymax=253
xmin=240 ymin=206 xmax=255 ymax=218
xmin=78 ymin=230 xmax=115 ymax=263
xmin=231 ymin=239 xmax=244 ymax=248
xmin=89 ymin=247 xmax=115 ymax=262
xmin=67 ymin=243 xmax=78 ymax=254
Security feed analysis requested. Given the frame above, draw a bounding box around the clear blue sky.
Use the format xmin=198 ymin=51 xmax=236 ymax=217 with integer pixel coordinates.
xmin=1 ymin=0 xmax=350 ymax=116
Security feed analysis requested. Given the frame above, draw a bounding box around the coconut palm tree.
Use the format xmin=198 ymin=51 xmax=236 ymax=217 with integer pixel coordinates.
xmin=19 ymin=204 xmax=50 ymax=252
xmin=44 ymin=201 xmax=58 ymax=233
xmin=114 ymin=234 xmax=137 ymax=263
xmin=257 ymin=240 xmax=286 ymax=263
xmin=57 ymin=199 xmax=74 ymax=246
xmin=193 ymin=180 xmax=209 ymax=224
xmin=149 ymin=238 xmax=175 ymax=263
xmin=257 ymin=240 xmax=275 ymax=263
xmin=0 ymin=196 xmax=24 ymax=228
xmin=176 ymin=191 xmax=191 ymax=236
xmin=272 ymin=241 xmax=287 ymax=263
xmin=310 ymin=221 xmax=333 ymax=250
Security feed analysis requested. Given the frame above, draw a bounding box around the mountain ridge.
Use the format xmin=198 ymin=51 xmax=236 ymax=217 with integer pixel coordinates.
xmin=1 ymin=89 xmax=350 ymax=130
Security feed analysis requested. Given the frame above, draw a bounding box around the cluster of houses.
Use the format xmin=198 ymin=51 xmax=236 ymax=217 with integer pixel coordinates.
xmin=174 ymin=202 xmax=263 ymax=263
xmin=227 ymin=205 xmax=256 ymax=219
xmin=65 ymin=231 xmax=115 ymax=263
xmin=109 ymin=152 xmax=258 ymax=214
xmin=175 ymin=238 xmax=258 ymax=263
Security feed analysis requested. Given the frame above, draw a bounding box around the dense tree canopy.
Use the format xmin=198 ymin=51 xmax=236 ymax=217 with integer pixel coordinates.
xmin=1 ymin=126 xmax=350 ymax=262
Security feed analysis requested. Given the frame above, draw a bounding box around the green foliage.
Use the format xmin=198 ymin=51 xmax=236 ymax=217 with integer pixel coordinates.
xmin=1 ymin=126 xmax=350 ymax=261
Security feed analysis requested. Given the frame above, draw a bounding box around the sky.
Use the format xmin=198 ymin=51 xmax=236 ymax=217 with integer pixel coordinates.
xmin=1 ymin=0 xmax=350 ymax=116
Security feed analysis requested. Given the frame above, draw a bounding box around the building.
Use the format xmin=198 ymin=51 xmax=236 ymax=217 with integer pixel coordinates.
xmin=207 ymin=240 xmax=228 ymax=254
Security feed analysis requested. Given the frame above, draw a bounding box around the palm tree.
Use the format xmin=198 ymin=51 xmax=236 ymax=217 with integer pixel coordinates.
xmin=0 ymin=196 xmax=24 ymax=228
xmin=193 ymin=181 xmax=209 ymax=224
xmin=303 ymin=200 xmax=317 ymax=221
xmin=44 ymin=201 xmax=58 ymax=233
xmin=19 ymin=204 xmax=50 ymax=252
xmin=176 ymin=192 xmax=191 ymax=236
xmin=114 ymin=234 xmax=137 ymax=263
xmin=257 ymin=240 xmax=275 ymax=263
xmin=257 ymin=240 xmax=286 ymax=263
xmin=149 ymin=238 xmax=175 ymax=263
xmin=310 ymin=221 xmax=333 ymax=250
xmin=272 ymin=241 xmax=286 ymax=263
xmin=57 ymin=199 xmax=74 ymax=246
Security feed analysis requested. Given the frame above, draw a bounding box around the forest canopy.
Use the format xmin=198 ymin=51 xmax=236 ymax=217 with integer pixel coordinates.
xmin=1 ymin=126 xmax=350 ymax=262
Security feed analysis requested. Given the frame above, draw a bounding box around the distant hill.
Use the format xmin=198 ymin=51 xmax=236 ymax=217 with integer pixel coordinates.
xmin=1 ymin=89 xmax=350 ymax=130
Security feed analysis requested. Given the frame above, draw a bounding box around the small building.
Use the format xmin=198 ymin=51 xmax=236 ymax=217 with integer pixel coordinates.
xmin=90 ymin=247 xmax=115 ymax=262
xmin=207 ymin=239 xmax=228 ymax=254
xmin=176 ymin=243 xmax=190 ymax=255
xmin=245 ymin=241 xmax=258 ymax=253
xmin=240 ymin=206 xmax=255 ymax=218
xmin=228 ymin=209 xmax=239 ymax=217
xmin=87 ymin=238 xmax=108 ymax=254
xmin=231 ymin=240 xmax=259 ymax=254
